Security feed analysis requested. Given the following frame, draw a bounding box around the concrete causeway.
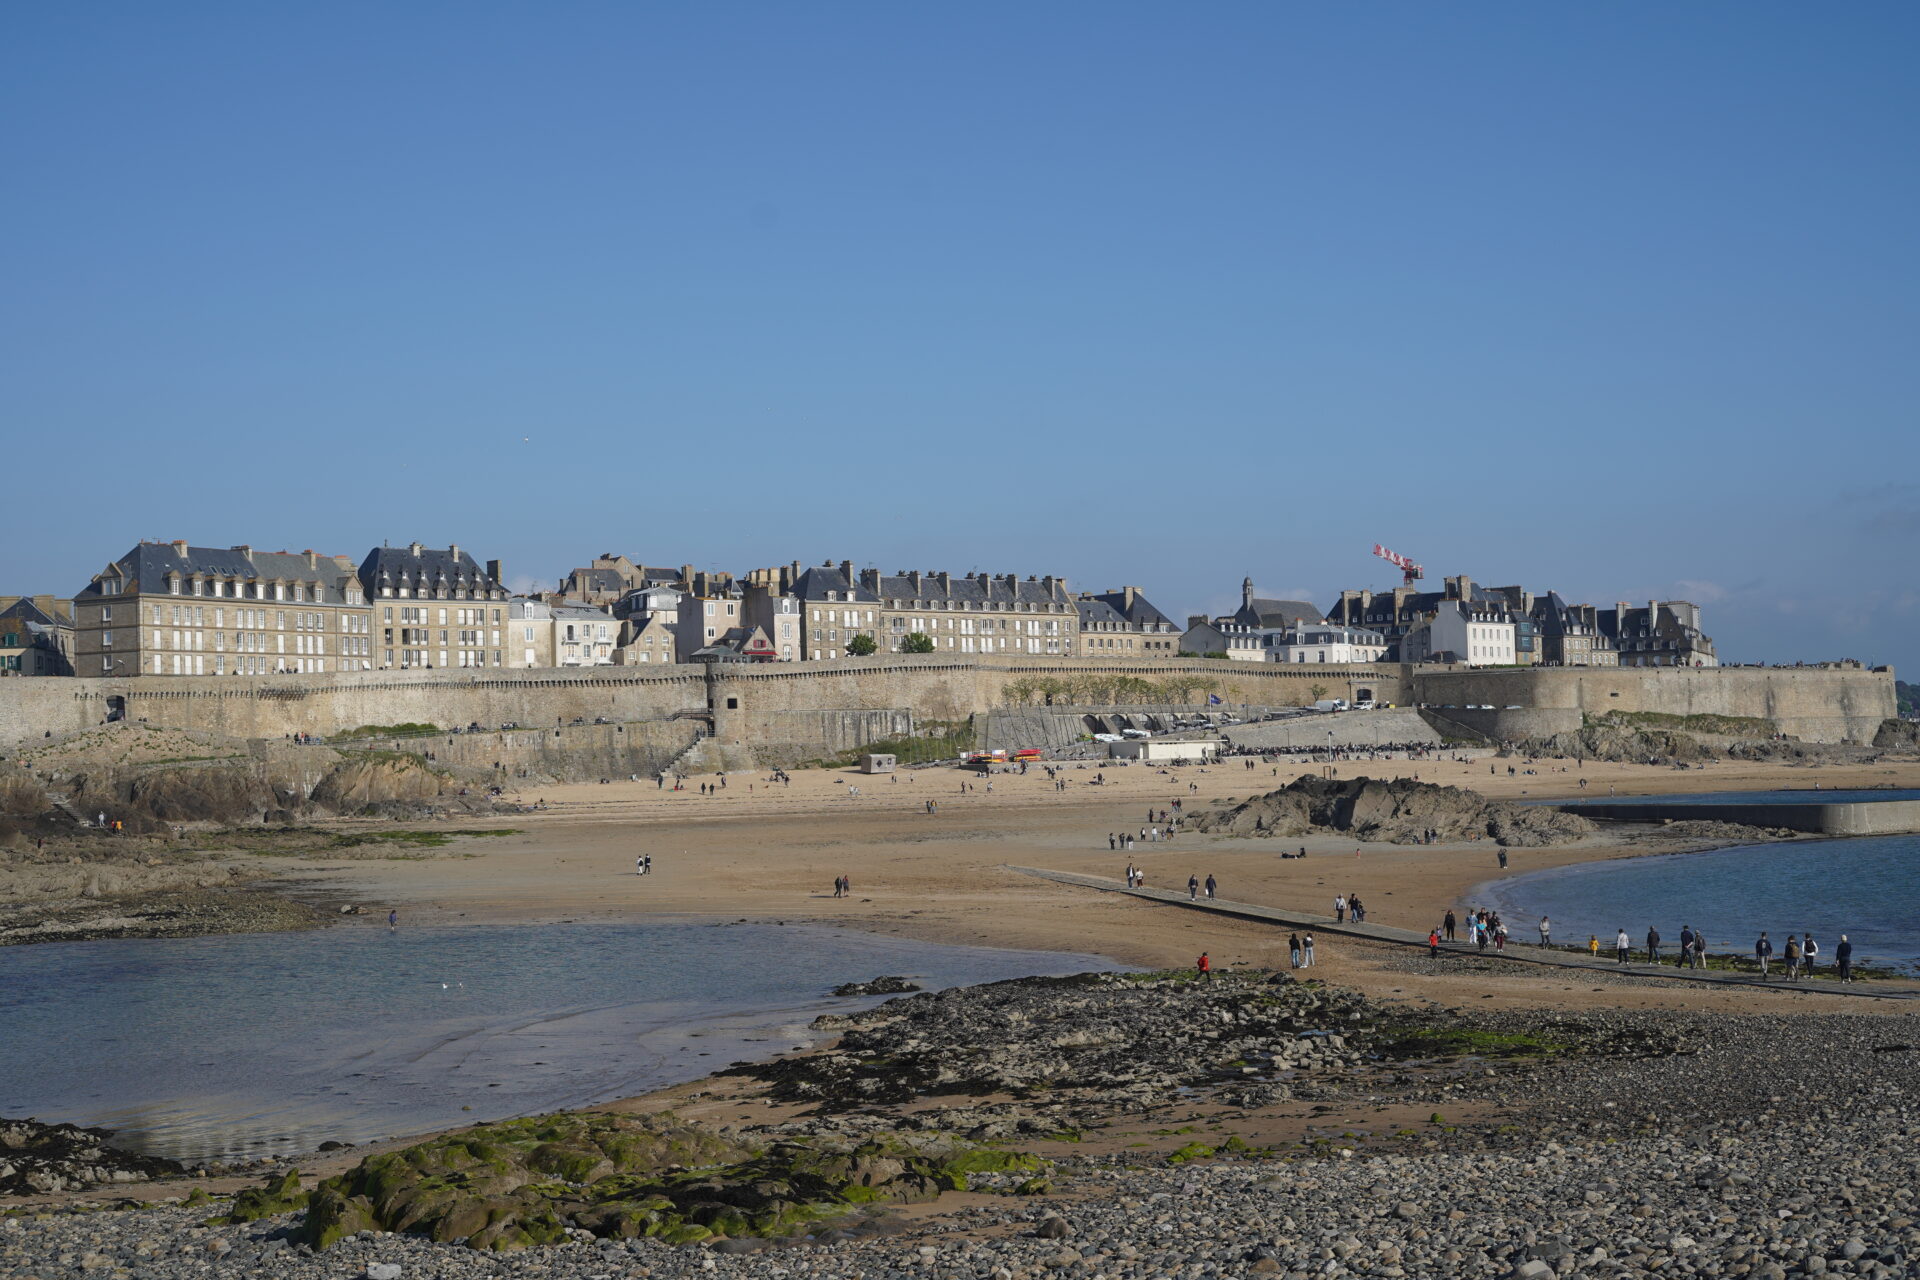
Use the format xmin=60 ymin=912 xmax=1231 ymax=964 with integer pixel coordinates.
xmin=1010 ymin=865 xmax=1918 ymax=1001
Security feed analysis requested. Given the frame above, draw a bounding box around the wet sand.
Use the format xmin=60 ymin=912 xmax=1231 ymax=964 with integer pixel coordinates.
xmin=279 ymin=750 xmax=1920 ymax=1019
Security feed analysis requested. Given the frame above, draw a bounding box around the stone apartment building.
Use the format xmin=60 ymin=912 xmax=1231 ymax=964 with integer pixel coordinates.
xmin=0 ymin=596 xmax=74 ymax=676
xmin=1533 ymin=593 xmax=1619 ymax=666
xmin=675 ymin=571 xmax=749 ymax=662
xmin=1229 ymin=579 xmax=1325 ymax=631
xmin=742 ymin=562 xmax=879 ymax=662
xmin=72 ymin=541 xmax=375 ymax=677
xmin=507 ymin=598 xmax=555 ymax=669
xmin=1074 ymin=587 xmax=1180 ymax=657
xmin=558 ymin=555 xmax=694 ymax=606
xmin=740 ymin=572 xmax=804 ymax=662
xmin=1404 ymin=599 xmax=1517 ymax=666
xmin=1599 ymin=600 xmax=1717 ymax=667
xmin=856 ymin=567 xmax=1077 ymax=656
xmin=552 ymin=604 xmax=617 ymax=666
xmin=360 ymin=543 xmax=510 ymax=670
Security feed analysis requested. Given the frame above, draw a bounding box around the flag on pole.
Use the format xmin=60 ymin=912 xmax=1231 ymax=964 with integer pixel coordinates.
xmin=1208 ymin=694 xmax=1223 ymax=705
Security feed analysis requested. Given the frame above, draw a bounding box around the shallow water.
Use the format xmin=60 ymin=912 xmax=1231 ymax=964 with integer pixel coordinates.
xmin=0 ymin=920 xmax=1113 ymax=1161
xmin=1475 ymin=833 xmax=1920 ymax=973
xmin=1554 ymin=788 xmax=1920 ymax=807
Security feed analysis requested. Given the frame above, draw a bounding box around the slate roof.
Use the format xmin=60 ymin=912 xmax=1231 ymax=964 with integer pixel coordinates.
xmin=567 ymin=567 xmax=628 ymax=594
xmin=359 ymin=544 xmax=504 ymax=598
xmin=1083 ymin=589 xmax=1176 ymax=631
xmin=1076 ymin=598 xmax=1127 ymax=628
xmin=791 ymin=565 xmax=880 ymax=604
xmin=865 ymin=571 xmax=1071 ymax=608
xmin=1234 ymin=598 xmax=1324 ymax=629
xmin=77 ymin=542 xmax=362 ymax=603
xmin=0 ymin=598 xmax=66 ymax=627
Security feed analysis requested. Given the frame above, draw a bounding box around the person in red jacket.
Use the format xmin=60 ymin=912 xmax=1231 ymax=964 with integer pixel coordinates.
xmin=1196 ymin=952 xmax=1212 ymax=981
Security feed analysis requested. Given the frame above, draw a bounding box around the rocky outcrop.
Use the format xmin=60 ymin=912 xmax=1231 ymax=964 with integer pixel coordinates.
xmin=307 ymin=755 xmax=448 ymax=814
xmin=1873 ymin=718 xmax=1920 ymax=751
xmin=831 ymin=976 xmax=922 ymax=997
xmin=1188 ymin=776 xmax=1593 ymax=847
xmin=0 ymin=1117 xmax=184 ymax=1195
xmin=1516 ymin=723 xmax=1715 ymax=765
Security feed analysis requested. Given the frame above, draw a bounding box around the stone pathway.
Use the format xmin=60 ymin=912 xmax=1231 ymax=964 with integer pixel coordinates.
xmin=1009 ymin=865 xmax=1919 ymax=1001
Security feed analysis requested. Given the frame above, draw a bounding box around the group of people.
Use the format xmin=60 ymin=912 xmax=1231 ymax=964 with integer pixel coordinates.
xmin=1752 ymin=930 xmax=1854 ymax=981
xmin=1333 ymin=893 xmax=1368 ymax=923
xmin=1439 ymin=907 xmax=1508 ymax=950
xmin=831 ymin=874 xmax=853 ymax=898
xmin=1187 ymin=873 xmax=1217 ymax=901
xmin=632 ymin=854 xmax=653 ymax=875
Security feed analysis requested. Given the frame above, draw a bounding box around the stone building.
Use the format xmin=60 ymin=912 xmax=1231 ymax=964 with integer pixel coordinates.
xmin=0 ymin=596 xmax=74 ymax=676
xmin=1270 ymin=623 xmax=1389 ymax=665
xmin=614 ymin=612 xmax=678 ymax=665
xmin=675 ymin=571 xmax=749 ymax=662
xmin=740 ymin=576 xmax=804 ymax=662
xmin=359 ymin=543 xmax=510 ymax=670
xmin=742 ymin=562 xmax=880 ymax=662
xmin=1533 ymin=593 xmax=1619 ymax=666
xmin=558 ymin=555 xmax=694 ymax=605
xmin=1179 ymin=618 xmax=1275 ymax=660
xmin=507 ymin=598 xmax=555 ymax=669
xmin=1230 ymin=579 xmax=1324 ymax=630
xmin=1403 ymin=599 xmax=1517 ymax=666
xmin=1074 ymin=587 xmax=1180 ymax=657
xmin=854 ymin=567 xmax=1076 ymax=656
xmin=1599 ymin=601 xmax=1717 ymax=667
xmin=552 ymin=604 xmax=617 ymax=666
xmin=72 ymin=541 xmax=374 ymax=677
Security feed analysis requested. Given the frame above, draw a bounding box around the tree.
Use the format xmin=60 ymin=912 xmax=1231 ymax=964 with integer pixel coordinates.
xmin=900 ymin=633 xmax=936 ymax=654
xmin=846 ymin=633 xmax=878 ymax=656
xmin=1308 ymin=682 xmax=1330 ymax=702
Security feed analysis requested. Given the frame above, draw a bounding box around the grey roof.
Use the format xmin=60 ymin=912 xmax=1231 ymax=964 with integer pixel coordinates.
xmin=359 ymin=544 xmax=504 ymax=598
xmin=1236 ymin=598 xmax=1324 ymax=628
xmin=1076 ymin=598 xmax=1127 ymax=627
xmin=791 ymin=565 xmax=880 ymax=604
xmin=0 ymin=598 xmax=66 ymax=627
xmin=866 ymin=571 xmax=1070 ymax=608
xmin=77 ymin=542 xmax=362 ymax=603
xmin=1083 ymin=589 xmax=1175 ymax=631
xmin=567 ymin=567 xmax=628 ymax=593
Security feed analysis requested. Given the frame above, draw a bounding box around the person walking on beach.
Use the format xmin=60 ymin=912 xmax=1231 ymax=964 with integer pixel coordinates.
xmin=1444 ymin=909 xmax=1457 ymax=942
xmin=1477 ymin=919 xmax=1489 ymax=953
xmin=1646 ymin=926 xmax=1662 ymax=965
xmin=1335 ymin=894 xmax=1347 ymax=923
xmin=1301 ymin=932 xmax=1316 ymax=966
xmin=643 ymin=855 xmax=652 ymax=875
xmin=1196 ymin=952 xmax=1212 ymax=981
xmin=1615 ymin=928 xmax=1631 ymax=964
xmin=1204 ymin=874 xmax=1217 ymax=901
xmin=1755 ymin=932 xmax=1773 ymax=979
xmin=1784 ymin=934 xmax=1802 ymax=981
xmin=388 ymin=909 xmax=398 ymax=930
xmin=1836 ymin=934 xmax=1854 ymax=982
xmin=1588 ymin=935 xmax=1599 ymax=958
xmin=1679 ymin=925 xmax=1694 ymax=967
xmin=1188 ymin=875 xmax=1200 ymax=901
xmin=1289 ymin=933 xmax=1303 ymax=968
xmin=637 ymin=855 xmax=645 ymax=876
xmin=1802 ymin=933 xmax=1819 ymax=976
xmin=1350 ymin=895 xmax=1365 ymax=924
xmin=1539 ymin=916 xmax=1552 ymax=948
xmin=1428 ymin=928 xmax=1441 ymax=959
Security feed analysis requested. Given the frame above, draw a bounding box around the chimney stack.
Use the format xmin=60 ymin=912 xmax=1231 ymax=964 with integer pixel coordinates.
xmin=487 ymin=559 xmax=504 ymax=585
xmin=449 ymin=544 xmax=461 ymax=561
xmin=233 ymin=544 xmax=253 ymax=561
xmin=839 ymin=559 xmax=853 ymax=582
xmin=304 ymin=550 xmax=318 ymax=568
xmin=170 ymin=539 xmax=188 ymax=557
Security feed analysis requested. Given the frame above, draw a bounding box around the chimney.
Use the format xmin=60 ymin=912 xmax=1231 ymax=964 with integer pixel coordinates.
xmin=170 ymin=539 xmax=188 ymax=557
xmin=408 ymin=541 xmax=423 ymax=556
xmin=233 ymin=544 xmax=253 ymax=561
xmin=487 ymin=559 xmax=504 ymax=584
xmin=1122 ymin=585 xmax=1137 ymax=610
xmin=937 ymin=572 xmax=951 ymax=593
xmin=449 ymin=544 xmax=461 ymax=562
xmin=839 ymin=559 xmax=853 ymax=582
xmin=910 ymin=571 xmax=923 ymax=594
xmin=682 ymin=565 xmax=695 ymax=589
xmin=304 ymin=550 xmax=318 ymax=568
xmin=859 ymin=567 xmax=880 ymax=593
xmin=1187 ymin=614 xmax=1208 ymax=630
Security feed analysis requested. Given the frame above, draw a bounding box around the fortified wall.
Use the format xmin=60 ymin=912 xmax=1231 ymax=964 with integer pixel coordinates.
xmin=0 ymin=659 xmax=1893 ymax=756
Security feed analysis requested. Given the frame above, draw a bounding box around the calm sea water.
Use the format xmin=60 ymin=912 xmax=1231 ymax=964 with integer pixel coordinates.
xmin=0 ymin=921 xmax=1113 ymax=1161
xmin=1476 ymin=833 xmax=1920 ymax=972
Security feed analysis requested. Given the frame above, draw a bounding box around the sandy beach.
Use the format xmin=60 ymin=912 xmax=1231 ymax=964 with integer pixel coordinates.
xmin=279 ymin=750 xmax=1920 ymax=1019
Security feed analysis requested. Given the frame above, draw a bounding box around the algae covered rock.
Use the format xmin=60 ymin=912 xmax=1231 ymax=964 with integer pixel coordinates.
xmin=219 ymin=1168 xmax=308 ymax=1223
xmin=296 ymin=1110 xmax=1038 ymax=1252
xmin=1188 ymin=775 xmax=1593 ymax=847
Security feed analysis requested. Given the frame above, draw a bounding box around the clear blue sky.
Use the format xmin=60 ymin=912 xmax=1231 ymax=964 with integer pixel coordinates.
xmin=5 ymin=3 xmax=1913 ymax=669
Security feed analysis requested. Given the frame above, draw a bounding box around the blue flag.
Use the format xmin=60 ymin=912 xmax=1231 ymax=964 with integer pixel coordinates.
xmin=1208 ymin=694 xmax=1223 ymax=705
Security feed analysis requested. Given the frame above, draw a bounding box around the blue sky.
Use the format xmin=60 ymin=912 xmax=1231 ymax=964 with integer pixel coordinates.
xmin=4 ymin=3 xmax=1913 ymax=669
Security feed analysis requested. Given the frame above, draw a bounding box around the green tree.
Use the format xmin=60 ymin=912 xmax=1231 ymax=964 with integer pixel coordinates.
xmin=846 ymin=633 xmax=878 ymax=656
xmin=1308 ymin=682 xmax=1329 ymax=702
xmin=900 ymin=633 xmax=936 ymax=654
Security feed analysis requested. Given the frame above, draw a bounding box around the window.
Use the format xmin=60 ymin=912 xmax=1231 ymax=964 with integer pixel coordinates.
xmin=101 ymin=605 xmax=112 ymax=623
xmin=102 ymin=630 xmax=113 ymax=647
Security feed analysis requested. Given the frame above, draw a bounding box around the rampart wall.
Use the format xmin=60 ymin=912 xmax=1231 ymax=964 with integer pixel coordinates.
xmin=0 ymin=659 xmax=1893 ymax=756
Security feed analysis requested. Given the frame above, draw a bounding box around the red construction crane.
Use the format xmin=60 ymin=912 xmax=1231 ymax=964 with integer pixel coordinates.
xmin=1372 ymin=544 xmax=1424 ymax=586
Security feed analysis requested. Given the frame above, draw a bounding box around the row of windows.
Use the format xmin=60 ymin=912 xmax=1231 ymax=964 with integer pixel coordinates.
xmin=151 ymin=577 xmax=356 ymax=604
xmin=386 ymin=650 xmax=506 ymax=667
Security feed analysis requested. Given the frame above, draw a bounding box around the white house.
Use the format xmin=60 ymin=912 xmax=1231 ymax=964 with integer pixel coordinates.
xmin=553 ymin=604 xmax=617 ymax=666
xmin=1272 ymin=624 xmax=1388 ymax=665
xmin=1415 ymin=600 xmax=1516 ymax=667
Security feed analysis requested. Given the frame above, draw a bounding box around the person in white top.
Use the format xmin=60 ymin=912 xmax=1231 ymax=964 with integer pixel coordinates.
xmin=1615 ymin=929 xmax=1631 ymax=964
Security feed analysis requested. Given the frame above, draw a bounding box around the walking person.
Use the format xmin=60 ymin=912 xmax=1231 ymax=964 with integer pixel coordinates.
xmin=643 ymin=855 xmax=652 ymax=876
xmin=1802 ymin=933 xmax=1819 ymax=977
xmin=1755 ymin=931 xmax=1773 ymax=979
xmin=1444 ymin=908 xmax=1457 ymax=942
xmin=1477 ymin=919 xmax=1488 ymax=953
xmin=1615 ymin=928 xmax=1631 ymax=964
xmin=1428 ymin=928 xmax=1441 ymax=959
xmin=1646 ymin=926 xmax=1662 ymax=965
xmin=1539 ymin=916 xmax=1552 ymax=948
xmin=1678 ymin=925 xmax=1695 ymax=968
xmin=637 ymin=855 xmax=645 ymax=876
xmin=1289 ymin=933 xmax=1303 ymax=969
xmin=1784 ymin=934 xmax=1802 ymax=982
xmin=1334 ymin=894 xmax=1347 ymax=923
xmin=387 ymin=909 xmax=398 ymax=931
xmin=1196 ymin=951 xmax=1212 ymax=981
xmin=1836 ymin=934 xmax=1853 ymax=982
xmin=1301 ymin=932 xmax=1315 ymax=966
xmin=1204 ymin=874 xmax=1217 ymax=901
xmin=1188 ymin=874 xmax=1199 ymax=902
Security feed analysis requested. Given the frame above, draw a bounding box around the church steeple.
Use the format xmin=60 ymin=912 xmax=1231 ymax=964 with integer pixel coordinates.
xmin=1242 ymin=576 xmax=1254 ymax=609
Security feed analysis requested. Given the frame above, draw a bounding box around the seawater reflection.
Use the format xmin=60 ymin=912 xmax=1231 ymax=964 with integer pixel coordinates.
xmin=0 ymin=920 xmax=1113 ymax=1160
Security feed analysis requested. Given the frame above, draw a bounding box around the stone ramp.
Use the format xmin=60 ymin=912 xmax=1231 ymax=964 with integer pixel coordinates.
xmin=1222 ymin=708 xmax=1441 ymax=752
xmin=1008 ymin=866 xmax=1917 ymax=1001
